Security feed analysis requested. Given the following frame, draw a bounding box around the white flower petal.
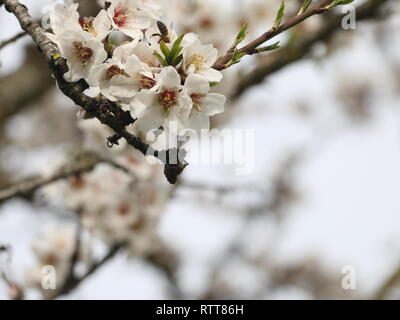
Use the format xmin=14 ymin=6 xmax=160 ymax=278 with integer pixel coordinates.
xmin=136 ymin=105 xmax=165 ymax=134
xmin=86 ymin=64 xmax=108 ymax=87
xmin=159 ymin=66 xmax=181 ymax=89
xmin=197 ymin=68 xmax=223 ymax=82
xmin=176 ymin=94 xmax=193 ymax=120
xmin=202 ymin=93 xmax=226 ymax=116
xmin=130 ymin=91 xmax=157 ymax=119
xmin=93 ymin=9 xmax=112 ymax=40
xmin=124 ymin=55 xmax=142 ymax=76
xmin=137 ymin=0 xmax=163 ymax=20
xmin=184 ymin=74 xmax=209 ymax=95
xmin=109 ymin=75 xmax=139 ymax=98
xmin=50 ymin=3 xmax=80 ymax=35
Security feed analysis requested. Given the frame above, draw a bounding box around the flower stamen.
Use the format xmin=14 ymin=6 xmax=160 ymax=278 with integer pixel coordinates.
xmin=159 ymin=89 xmax=177 ymax=109
xmin=188 ymin=54 xmax=207 ymax=71
xmin=106 ymin=65 xmax=129 ymax=79
xmin=138 ymin=75 xmax=156 ymax=89
xmin=190 ymin=93 xmax=205 ymax=112
xmin=73 ymin=41 xmax=93 ymax=65
xmin=113 ymin=9 xmax=130 ymax=27
xmin=79 ymin=17 xmax=96 ymax=35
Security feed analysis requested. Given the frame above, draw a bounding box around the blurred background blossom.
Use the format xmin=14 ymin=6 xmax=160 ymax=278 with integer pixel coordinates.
xmin=0 ymin=0 xmax=400 ymax=299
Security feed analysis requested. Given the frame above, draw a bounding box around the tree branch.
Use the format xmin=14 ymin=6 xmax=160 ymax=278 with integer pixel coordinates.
xmin=0 ymin=45 xmax=54 ymax=131
xmin=232 ymin=0 xmax=391 ymax=99
xmin=374 ymin=262 xmax=400 ymax=300
xmin=0 ymin=152 xmax=130 ymax=205
xmin=0 ymin=31 xmax=25 ymax=50
xmin=49 ymin=242 xmax=124 ymax=299
xmin=2 ymin=0 xmax=186 ymax=184
xmin=213 ymin=0 xmax=335 ymax=70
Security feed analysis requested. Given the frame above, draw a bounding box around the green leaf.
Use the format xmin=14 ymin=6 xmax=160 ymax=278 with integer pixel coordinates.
xmin=256 ymin=41 xmax=280 ymax=53
xmin=171 ymin=53 xmax=183 ymax=67
xmin=159 ymin=41 xmax=170 ymax=59
xmin=153 ymin=52 xmax=168 ymax=67
xmin=329 ymin=0 xmax=341 ymax=6
xmin=327 ymin=0 xmax=354 ymax=8
xmin=234 ymin=23 xmax=248 ymax=46
xmin=231 ymin=51 xmax=247 ymax=64
xmin=171 ymin=34 xmax=185 ymax=52
xmin=169 ymin=35 xmax=185 ymax=65
xmin=209 ymin=82 xmax=219 ymax=87
xmin=274 ymin=0 xmax=285 ymax=28
xmin=298 ymin=0 xmax=313 ymax=15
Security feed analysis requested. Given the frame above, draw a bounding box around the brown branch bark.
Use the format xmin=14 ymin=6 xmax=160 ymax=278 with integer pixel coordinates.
xmin=232 ymin=0 xmax=391 ymax=99
xmin=2 ymin=0 xmax=186 ymax=184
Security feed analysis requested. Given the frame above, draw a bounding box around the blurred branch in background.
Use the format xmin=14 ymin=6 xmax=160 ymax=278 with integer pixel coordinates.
xmin=0 ymin=46 xmax=54 ymax=133
xmin=0 ymin=152 xmax=131 ymax=205
xmin=233 ymin=0 xmax=392 ymax=99
xmin=0 ymin=31 xmax=25 ymax=50
xmin=374 ymin=263 xmax=400 ymax=300
xmin=48 ymin=240 xmax=181 ymax=300
xmin=48 ymin=241 xmax=124 ymax=299
xmin=201 ymin=152 xmax=304 ymax=299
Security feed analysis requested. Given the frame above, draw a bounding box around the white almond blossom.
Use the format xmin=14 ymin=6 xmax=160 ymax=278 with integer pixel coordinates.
xmin=107 ymin=0 xmax=150 ymax=39
xmin=183 ymin=74 xmax=226 ymax=132
xmin=136 ymin=0 xmax=163 ymax=20
xmin=49 ymin=4 xmax=111 ymax=42
xmin=130 ymin=66 xmax=192 ymax=134
xmin=79 ymin=10 xmax=112 ymax=41
xmin=49 ymin=2 xmax=80 ymax=36
xmin=58 ymin=30 xmax=108 ymax=82
xmin=145 ymin=24 xmax=197 ymax=53
xmin=183 ymin=39 xmax=223 ymax=83
xmin=87 ymin=55 xmax=156 ymax=101
xmin=114 ymin=41 xmax=160 ymax=70
xmin=48 ymin=0 xmax=227 ymax=140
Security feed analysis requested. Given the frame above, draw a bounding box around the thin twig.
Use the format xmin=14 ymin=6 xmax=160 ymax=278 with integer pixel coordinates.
xmin=0 ymin=152 xmax=130 ymax=205
xmin=374 ymin=263 xmax=400 ymax=300
xmin=213 ymin=0 xmax=334 ymax=70
xmin=56 ymin=223 xmax=82 ymax=298
xmin=232 ymin=0 xmax=391 ymax=98
xmin=0 ymin=31 xmax=25 ymax=50
xmin=49 ymin=243 xmax=124 ymax=299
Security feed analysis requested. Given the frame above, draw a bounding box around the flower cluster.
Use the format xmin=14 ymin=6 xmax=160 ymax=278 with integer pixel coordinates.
xmin=40 ymin=118 xmax=170 ymax=255
xmin=47 ymin=0 xmax=226 ymax=140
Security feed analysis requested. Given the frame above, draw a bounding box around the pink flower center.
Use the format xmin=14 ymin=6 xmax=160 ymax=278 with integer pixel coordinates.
xmin=139 ymin=75 xmax=156 ymax=90
xmin=190 ymin=93 xmax=205 ymax=112
xmin=117 ymin=203 xmax=130 ymax=216
xmin=73 ymin=41 xmax=93 ymax=65
xmin=159 ymin=90 xmax=177 ymax=109
xmin=79 ymin=17 xmax=96 ymax=34
xmin=106 ymin=65 xmax=129 ymax=79
xmin=113 ymin=9 xmax=129 ymax=27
